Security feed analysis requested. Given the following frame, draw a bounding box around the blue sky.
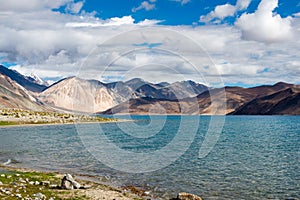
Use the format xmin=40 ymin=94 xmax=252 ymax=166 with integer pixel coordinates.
xmin=78 ymin=0 xmax=299 ymax=25
xmin=0 ymin=0 xmax=299 ymax=86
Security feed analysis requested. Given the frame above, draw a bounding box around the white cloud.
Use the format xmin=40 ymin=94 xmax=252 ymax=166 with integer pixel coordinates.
xmin=235 ymin=0 xmax=293 ymax=43
xmin=137 ymin=19 xmax=164 ymax=26
xmin=171 ymin=0 xmax=191 ymax=5
xmin=236 ymin=0 xmax=251 ymax=10
xmin=0 ymin=0 xmax=70 ymax=12
xmin=0 ymin=0 xmax=299 ymax=86
xmin=200 ymin=0 xmax=251 ymax=23
xmin=294 ymin=13 xmax=300 ymax=17
xmin=65 ymin=1 xmax=84 ymax=14
xmin=132 ymin=1 xmax=156 ymax=12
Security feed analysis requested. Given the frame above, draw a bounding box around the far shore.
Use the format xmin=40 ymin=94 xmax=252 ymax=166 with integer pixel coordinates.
xmin=0 ymin=108 xmax=133 ymax=128
xmin=0 ymin=118 xmax=133 ymax=128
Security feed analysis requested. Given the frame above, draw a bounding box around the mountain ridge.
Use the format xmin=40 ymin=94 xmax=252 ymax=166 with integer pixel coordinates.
xmin=0 ymin=65 xmax=299 ymax=115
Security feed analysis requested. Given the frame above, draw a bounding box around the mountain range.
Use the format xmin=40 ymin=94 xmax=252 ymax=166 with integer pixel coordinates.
xmin=0 ymin=65 xmax=299 ymax=115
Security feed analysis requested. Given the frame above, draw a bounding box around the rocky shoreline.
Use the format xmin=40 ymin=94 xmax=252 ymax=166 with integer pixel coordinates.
xmin=0 ymin=165 xmax=151 ymax=200
xmin=0 ymin=165 xmax=203 ymax=200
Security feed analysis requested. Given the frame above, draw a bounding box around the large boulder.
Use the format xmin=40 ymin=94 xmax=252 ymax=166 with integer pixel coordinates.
xmin=61 ymin=174 xmax=81 ymax=190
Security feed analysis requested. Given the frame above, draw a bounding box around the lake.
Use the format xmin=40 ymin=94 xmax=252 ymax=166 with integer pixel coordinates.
xmin=0 ymin=115 xmax=299 ymax=199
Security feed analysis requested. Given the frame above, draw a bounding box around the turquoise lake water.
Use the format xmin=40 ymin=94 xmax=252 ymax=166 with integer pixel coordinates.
xmin=0 ymin=115 xmax=299 ymax=199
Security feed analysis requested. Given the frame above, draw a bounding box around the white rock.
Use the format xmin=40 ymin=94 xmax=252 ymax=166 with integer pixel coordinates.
xmin=34 ymin=192 xmax=46 ymax=200
xmin=15 ymin=193 xmax=22 ymax=198
xmin=34 ymin=181 xmax=40 ymax=185
xmin=72 ymin=180 xmax=81 ymax=189
xmin=19 ymin=178 xmax=26 ymax=183
xmin=0 ymin=174 xmax=5 ymax=177
xmin=0 ymin=181 xmax=2 ymax=185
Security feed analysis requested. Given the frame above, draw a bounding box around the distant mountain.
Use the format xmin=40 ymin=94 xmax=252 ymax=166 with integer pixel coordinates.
xmin=232 ymin=87 xmax=300 ymax=115
xmin=102 ymin=82 xmax=300 ymax=115
xmin=125 ymin=78 xmax=208 ymax=100
xmin=38 ymin=77 xmax=208 ymax=113
xmin=38 ymin=77 xmax=138 ymax=113
xmin=0 ymin=73 xmax=46 ymax=111
xmin=0 ymin=65 xmax=298 ymax=115
xmin=0 ymin=65 xmax=47 ymax=93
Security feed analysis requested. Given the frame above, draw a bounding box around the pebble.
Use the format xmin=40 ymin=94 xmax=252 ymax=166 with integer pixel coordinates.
xmin=34 ymin=192 xmax=46 ymax=200
xmin=80 ymin=185 xmax=92 ymax=189
xmin=35 ymin=181 xmax=40 ymax=185
xmin=15 ymin=193 xmax=22 ymax=198
xmin=49 ymin=184 xmax=58 ymax=189
xmin=177 ymin=192 xmax=203 ymax=200
xmin=41 ymin=181 xmax=50 ymax=186
xmin=7 ymin=175 xmax=12 ymax=179
xmin=15 ymin=174 xmax=21 ymax=177
xmin=29 ymin=181 xmax=35 ymax=185
xmin=19 ymin=178 xmax=26 ymax=183
xmin=0 ymin=174 xmax=5 ymax=177
xmin=0 ymin=181 xmax=3 ymax=185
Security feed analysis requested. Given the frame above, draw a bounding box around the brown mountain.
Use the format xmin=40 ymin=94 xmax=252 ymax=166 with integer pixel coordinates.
xmin=232 ymin=87 xmax=300 ymax=115
xmin=102 ymin=82 xmax=300 ymax=115
xmin=38 ymin=77 xmax=208 ymax=113
xmin=0 ymin=65 xmax=298 ymax=115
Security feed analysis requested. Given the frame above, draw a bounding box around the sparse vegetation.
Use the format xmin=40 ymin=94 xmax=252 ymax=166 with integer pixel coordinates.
xmin=0 ymin=169 xmax=90 ymax=199
xmin=0 ymin=108 xmax=116 ymax=126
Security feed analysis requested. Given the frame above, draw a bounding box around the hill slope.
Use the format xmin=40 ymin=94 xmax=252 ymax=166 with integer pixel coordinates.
xmin=0 ymin=73 xmax=46 ymax=111
xmin=0 ymin=65 xmax=47 ymax=93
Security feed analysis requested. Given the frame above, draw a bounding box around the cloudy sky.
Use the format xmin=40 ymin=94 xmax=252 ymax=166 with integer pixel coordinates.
xmin=0 ymin=0 xmax=299 ymax=87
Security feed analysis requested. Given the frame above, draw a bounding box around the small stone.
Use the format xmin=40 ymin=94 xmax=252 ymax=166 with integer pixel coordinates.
xmin=15 ymin=174 xmax=21 ymax=177
xmin=25 ymin=178 xmax=29 ymax=182
xmin=0 ymin=181 xmax=3 ymax=185
xmin=49 ymin=184 xmax=58 ymax=189
xmin=177 ymin=192 xmax=202 ymax=200
xmin=7 ymin=175 xmax=12 ymax=179
xmin=80 ymin=185 xmax=92 ymax=189
xmin=34 ymin=181 xmax=40 ymax=185
xmin=19 ymin=178 xmax=26 ymax=183
xmin=15 ymin=193 xmax=22 ymax=198
xmin=34 ymin=192 xmax=46 ymax=200
xmin=0 ymin=174 xmax=5 ymax=177
xmin=5 ymin=191 xmax=11 ymax=195
xmin=41 ymin=181 xmax=50 ymax=186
